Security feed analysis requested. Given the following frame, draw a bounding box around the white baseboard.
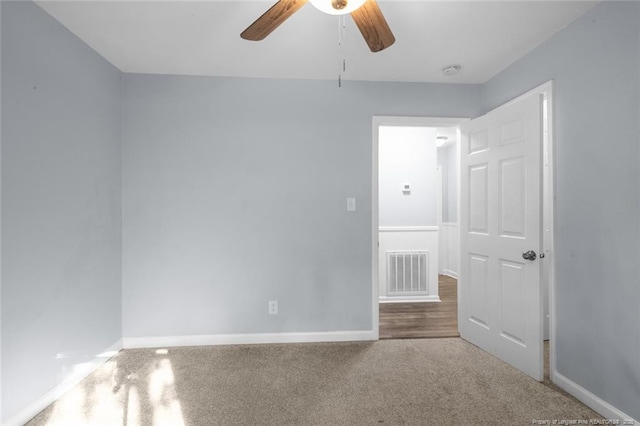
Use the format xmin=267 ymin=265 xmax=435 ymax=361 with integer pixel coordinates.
xmin=123 ymin=330 xmax=377 ymax=349
xmin=441 ymin=270 xmax=458 ymax=279
xmin=553 ymin=371 xmax=638 ymax=424
xmin=379 ymin=295 xmax=441 ymax=303
xmin=4 ymin=339 xmax=123 ymax=426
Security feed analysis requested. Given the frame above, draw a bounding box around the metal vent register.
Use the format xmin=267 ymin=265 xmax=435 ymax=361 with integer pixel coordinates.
xmin=387 ymin=251 xmax=428 ymax=295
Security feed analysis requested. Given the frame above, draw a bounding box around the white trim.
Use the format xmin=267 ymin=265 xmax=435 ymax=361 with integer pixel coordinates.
xmin=554 ymin=372 xmax=639 ymax=425
xmin=379 ymin=295 xmax=441 ymax=303
xmin=372 ymin=116 xmax=469 ymax=337
xmin=123 ymin=330 xmax=377 ymax=349
xmin=441 ymin=270 xmax=458 ymax=279
xmin=440 ymin=222 xmax=458 ymax=227
xmin=372 ymin=119 xmax=380 ymax=340
xmin=436 ymin=164 xmax=443 ymax=239
xmin=455 ymin=124 xmax=462 ymax=331
xmin=542 ymin=81 xmax=558 ymax=382
xmin=373 ymin=116 xmax=468 ymax=128
xmin=3 ymin=339 xmax=123 ymax=426
xmin=378 ymin=226 xmax=438 ymax=232
xmin=0 ymin=2 xmax=3 ymax=418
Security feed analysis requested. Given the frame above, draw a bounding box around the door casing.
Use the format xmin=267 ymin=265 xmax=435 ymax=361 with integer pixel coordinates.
xmin=371 ymin=116 xmax=468 ymax=339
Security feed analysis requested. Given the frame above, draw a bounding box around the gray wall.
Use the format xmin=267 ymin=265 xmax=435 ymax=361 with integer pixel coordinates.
xmin=122 ymin=75 xmax=480 ymax=338
xmin=481 ymin=1 xmax=640 ymax=420
xmin=7 ymin=0 xmax=638 ymax=422
xmin=1 ymin=1 xmax=122 ymax=421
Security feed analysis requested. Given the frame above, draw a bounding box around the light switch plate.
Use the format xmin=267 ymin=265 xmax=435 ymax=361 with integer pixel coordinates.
xmin=347 ymin=198 xmax=356 ymax=212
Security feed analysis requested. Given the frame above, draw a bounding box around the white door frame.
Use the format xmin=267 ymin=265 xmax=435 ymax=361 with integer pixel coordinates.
xmin=371 ymin=116 xmax=468 ymax=339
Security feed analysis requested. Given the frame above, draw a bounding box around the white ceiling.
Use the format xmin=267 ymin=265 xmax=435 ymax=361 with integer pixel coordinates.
xmin=35 ymin=0 xmax=597 ymax=83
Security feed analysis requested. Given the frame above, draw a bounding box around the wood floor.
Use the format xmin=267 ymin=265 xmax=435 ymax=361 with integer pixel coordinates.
xmin=379 ymin=275 xmax=459 ymax=339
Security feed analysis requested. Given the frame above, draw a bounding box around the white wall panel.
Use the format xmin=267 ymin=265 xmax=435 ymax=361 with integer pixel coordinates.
xmin=378 ymin=228 xmax=439 ymax=302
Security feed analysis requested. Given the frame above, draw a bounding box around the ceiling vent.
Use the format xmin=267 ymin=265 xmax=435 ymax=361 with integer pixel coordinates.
xmin=442 ymin=65 xmax=461 ymax=76
xmin=436 ymin=136 xmax=449 ymax=147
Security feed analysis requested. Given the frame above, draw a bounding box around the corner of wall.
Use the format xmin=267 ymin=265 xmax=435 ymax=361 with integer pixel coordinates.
xmin=0 ymin=0 xmax=3 ymax=420
xmin=119 ymin=69 xmax=125 ymax=344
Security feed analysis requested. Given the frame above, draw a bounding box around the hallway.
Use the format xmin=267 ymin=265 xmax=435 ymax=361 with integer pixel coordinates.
xmin=379 ymin=275 xmax=458 ymax=339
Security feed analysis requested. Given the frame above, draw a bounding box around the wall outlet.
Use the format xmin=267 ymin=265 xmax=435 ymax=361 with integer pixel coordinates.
xmin=268 ymin=300 xmax=278 ymax=315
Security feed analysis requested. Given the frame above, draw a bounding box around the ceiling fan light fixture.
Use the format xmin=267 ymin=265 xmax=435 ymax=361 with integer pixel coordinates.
xmin=310 ymin=0 xmax=367 ymax=15
xmin=241 ymin=0 xmax=395 ymax=53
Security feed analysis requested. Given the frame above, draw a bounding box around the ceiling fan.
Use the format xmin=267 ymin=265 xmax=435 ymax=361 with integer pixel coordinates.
xmin=241 ymin=0 xmax=395 ymax=53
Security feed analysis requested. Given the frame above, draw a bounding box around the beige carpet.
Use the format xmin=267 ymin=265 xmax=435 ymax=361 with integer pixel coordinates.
xmin=27 ymin=338 xmax=601 ymax=425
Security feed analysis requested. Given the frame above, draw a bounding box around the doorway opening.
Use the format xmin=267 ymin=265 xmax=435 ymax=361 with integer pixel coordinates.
xmin=372 ymin=117 xmax=466 ymax=339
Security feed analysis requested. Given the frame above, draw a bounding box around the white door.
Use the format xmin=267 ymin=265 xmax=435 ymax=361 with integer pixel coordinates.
xmin=459 ymin=94 xmax=543 ymax=381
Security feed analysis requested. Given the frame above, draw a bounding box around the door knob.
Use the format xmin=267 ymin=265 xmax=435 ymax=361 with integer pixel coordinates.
xmin=522 ymin=250 xmax=537 ymax=261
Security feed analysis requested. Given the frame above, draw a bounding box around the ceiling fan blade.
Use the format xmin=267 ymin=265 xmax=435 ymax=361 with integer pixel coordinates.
xmin=241 ymin=0 xmax=308 ymax=41
xmin=350 ymin=0 xmax=395 ymax=52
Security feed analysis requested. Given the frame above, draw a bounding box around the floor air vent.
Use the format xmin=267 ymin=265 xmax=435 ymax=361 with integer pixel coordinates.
xmin=387 ymin=251 xmax=428 ymax=295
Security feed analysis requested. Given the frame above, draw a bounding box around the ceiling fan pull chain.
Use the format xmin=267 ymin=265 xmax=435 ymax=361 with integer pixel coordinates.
xmin=338 ymin=15 xmax=349 ymax=88
xmin=338 ymin=58 xmax=347 ymax=87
